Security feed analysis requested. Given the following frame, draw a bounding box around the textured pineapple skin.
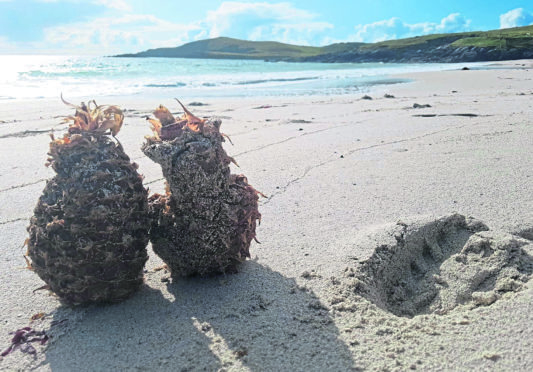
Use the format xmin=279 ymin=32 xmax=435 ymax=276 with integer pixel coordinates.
xmin=142 ymin=119 xmax=261 ymax=277
xmin=28 ymin=134 xmax=149 ymax=305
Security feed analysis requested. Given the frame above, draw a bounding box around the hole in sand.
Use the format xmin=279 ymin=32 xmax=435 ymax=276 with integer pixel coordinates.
xmin=349 ymin=214 xmax=533 ymax=318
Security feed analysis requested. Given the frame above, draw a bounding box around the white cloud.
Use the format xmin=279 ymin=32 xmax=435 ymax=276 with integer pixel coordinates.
xmin=93 ymin=0 xmax=131 ymax=11
xmin=0 ymin=36 xmax=48 ymax=54
xmin=351 ymin=13 xmax=471 ymax=43
xmin=203 ymin=1 xmax=333 ymax=45
xmin=39 ymin=1 xmax=335 ymax=53
xmin=248 ymin=22 xmax=333 ymax=45
xmin=0 ymin=36 xmax=14 ymax=50
xmin=5 ymin=2 xmax=481 ymax=54
xmin=35 ymin=0 xmax=131 ymax=11
xmin=43 ymin=14 xmax=202 ymax=54
xmin=500 ymin=8 xmax=533 ymax=29
xmin=437 ymin=13 xmax=471 ymax=33
xmin=206 ymin=1 xmax=315 ymax=36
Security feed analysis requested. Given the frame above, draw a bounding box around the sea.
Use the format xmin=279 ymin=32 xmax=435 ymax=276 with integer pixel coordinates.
xmin=0 ymin=55 xmax=480 ymax=101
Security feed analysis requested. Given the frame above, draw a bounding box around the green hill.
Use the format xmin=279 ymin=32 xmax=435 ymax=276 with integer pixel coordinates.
xmin=116 ymin=26 xmax=533 ymax=63
xmin=117 ymin=37 xmax=326 ymax=60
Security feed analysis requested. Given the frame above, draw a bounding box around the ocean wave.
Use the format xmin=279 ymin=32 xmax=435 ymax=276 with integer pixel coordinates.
xmin=144 ymin=82 xmax=187 ymax=88
xmin=1 ymin=55 xmax=474 ymax=100
xmin=23 ymin=70 xmax=109 ymax=78
xmin=234 ymin=76 xmax=319 ymax=85
xmin=357 ymin=78 xmax=410 ymax=86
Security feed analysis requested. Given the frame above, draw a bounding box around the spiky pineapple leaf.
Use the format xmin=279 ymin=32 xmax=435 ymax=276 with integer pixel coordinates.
xmin=60 ymin=94 xmax=124 ymax=136
xmin=146 ymin=100 xmax=208 ymax=141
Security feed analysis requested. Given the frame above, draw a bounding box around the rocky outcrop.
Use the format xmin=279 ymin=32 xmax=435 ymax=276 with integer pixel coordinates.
xmin=301 ymin=45 xmax=533 ymax=64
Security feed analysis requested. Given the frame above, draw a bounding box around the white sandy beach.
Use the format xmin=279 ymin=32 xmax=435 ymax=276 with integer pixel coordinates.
xmin=0 ymin=61 xmax=532 ymax=371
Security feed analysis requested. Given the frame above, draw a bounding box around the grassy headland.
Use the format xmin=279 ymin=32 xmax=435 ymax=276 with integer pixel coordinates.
xmin=116 ymin=25 xmax=533 ymax=63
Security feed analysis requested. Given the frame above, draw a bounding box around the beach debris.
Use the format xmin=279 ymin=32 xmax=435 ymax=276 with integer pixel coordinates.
xmin=361 ymin=95 xmax=373 ymax=100
xmin=0 ymin=129 xmax=53 ymax=139
xmin=1 ymin=327 xmax=49 ymax=358
xmin=26 ymin=97 xmax=150 ymax=305
xmin=142 ymin=100 xmax=262 ymax=276
xmin=153 ymin=264 xmax=169 ymax=272
xmin=30 ymin=313 xmax=46 ymax=322
xmin=448 ymin=113 xmax=478 ymax=117
xmin=341 ymin=214 xmax=533 ymax=317
xmin=461 ymin=67 xmax=470 ymax=70
xmin=188 ymin=102 xmax=209 ymax=106
xmin=253 ymin=105 xmax=272 ymax=109
xmin=384 ymin=94 xmax=395 ymax=98
xmin=483 ymin=353 xmax=502 ymax=362
xmin=234 ymin=347 xmax=248 ymax=359
xmin=412 ymin=103 xmax=432 ymax=108
xmin=412 ymin=113 xmax=479 ymax=118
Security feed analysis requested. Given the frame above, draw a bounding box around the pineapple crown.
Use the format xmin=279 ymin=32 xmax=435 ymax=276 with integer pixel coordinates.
xmin=60 ymin=94 xmax=124 ymax=137
xmin=146 ymin=99 xmax=211 ymax=141
xmin=45 ymin=96 xmax=125 ymax=166
xmin=144 ymin=99 xmax=240 ymax=167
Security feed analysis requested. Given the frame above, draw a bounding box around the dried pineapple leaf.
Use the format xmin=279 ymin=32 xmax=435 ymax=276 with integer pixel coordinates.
xmin=33 ymin=284 xmax=51 ymax=293
xmin=60 ymin=93 xmax=78 ymax=109
xmin=255 ymin=190 xmax=267 ymax=198
xmin=104 ymin=106 xmax=125 ymax=135
xmin=95 ymin=119 xmax=117 ymax=133
xmin=228 ymin=155 xmax=239 ymax=167
xmin=221 ymin=133 xmax=233 ymax=145
xmin=175 ymin=98 xmax=205 ymax=132
xmin=60 ymin=95 xmax=124 ymax=136
xmin=147 ymin=118 xmax=162 ymax=137
xmin=153 ymin=105 xmax=176 ymax=127
xmin=23 ymin=255 xmax=33 ymax=270
xmin=111 ymin=116 xmax=123 ymax=136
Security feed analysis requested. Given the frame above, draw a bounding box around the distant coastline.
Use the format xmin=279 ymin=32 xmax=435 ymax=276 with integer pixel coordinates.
xmin=115 ymin=25 xmax=533 ymax=64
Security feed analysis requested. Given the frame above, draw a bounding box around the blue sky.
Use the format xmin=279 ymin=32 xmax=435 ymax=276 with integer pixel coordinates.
xmin=1 ymin=0 xmax=532 ymax=54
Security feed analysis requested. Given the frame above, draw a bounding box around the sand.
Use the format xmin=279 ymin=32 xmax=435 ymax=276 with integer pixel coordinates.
xmin=0 ymin=60 xmax=532 ymax=371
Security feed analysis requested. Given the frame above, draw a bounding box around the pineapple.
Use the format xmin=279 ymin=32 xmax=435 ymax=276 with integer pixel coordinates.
xmin=142 ymin=100 xmax=261 ymax=277
xmin=26 ymin=97 xmax=150 ymax=305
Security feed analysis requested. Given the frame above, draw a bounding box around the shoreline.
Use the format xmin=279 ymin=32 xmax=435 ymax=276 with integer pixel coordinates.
xmin=0 ymin=58 xmax=493 ymax=104
xmin=2 ymin=59 xmax=530 ymax=108
xmin=1 ymin=60 xmax=532 ymax=371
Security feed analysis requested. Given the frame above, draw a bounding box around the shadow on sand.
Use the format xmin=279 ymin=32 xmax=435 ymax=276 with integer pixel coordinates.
xmin=41 ymin=261 xmax=358 ymax=371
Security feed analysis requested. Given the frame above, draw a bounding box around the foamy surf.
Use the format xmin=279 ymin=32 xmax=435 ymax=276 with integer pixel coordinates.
xmin=0 ymin=55 xmax=485 ymax=100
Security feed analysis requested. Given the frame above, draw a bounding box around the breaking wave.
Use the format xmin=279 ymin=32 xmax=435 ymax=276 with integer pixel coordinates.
xmin=0 ymin=55 xmax=483 ymax=100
